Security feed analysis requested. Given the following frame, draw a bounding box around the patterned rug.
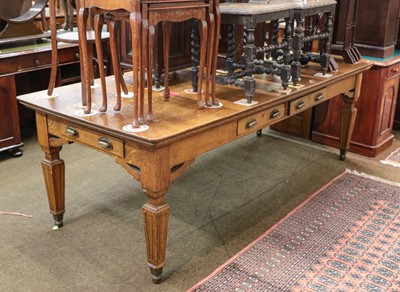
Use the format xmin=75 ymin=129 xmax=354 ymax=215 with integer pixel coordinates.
xmin=381 ymin=147 xmax=400 ymax=168
xmin=188 ymin=171 xmax=400 ymax=292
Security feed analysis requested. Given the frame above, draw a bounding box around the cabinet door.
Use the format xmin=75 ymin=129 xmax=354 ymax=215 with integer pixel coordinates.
xmin=0 ymin=75 xmax=21 ymax=150
xmin=394 ymin=91 xmax=400 ymax=131
xmin=378 ymin=75 xmax=399 ymax=139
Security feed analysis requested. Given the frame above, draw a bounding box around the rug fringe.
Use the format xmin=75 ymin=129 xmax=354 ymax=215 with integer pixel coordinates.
xmin=380 ymin=160 xmax=400 ymax=168
xmin=345 ymin=169 xmax=400 ymax=187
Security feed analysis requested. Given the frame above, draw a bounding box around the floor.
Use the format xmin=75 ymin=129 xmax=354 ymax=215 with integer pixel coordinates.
xmin=1 ymin=120 xmax=399 ymax=292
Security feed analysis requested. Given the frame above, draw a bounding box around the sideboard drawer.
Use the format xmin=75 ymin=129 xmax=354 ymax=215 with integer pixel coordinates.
xmin=47 ymin=117 xmax=124 ymax=157
xmin=237 ymin=104 xmax=286 ymax=136
xmin=387 ymin=63 xmax=400 ymax=80
xmin=0 ymin=45 xmax=79 ymax=75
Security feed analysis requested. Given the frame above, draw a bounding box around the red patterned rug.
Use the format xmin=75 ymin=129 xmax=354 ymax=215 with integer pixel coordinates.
xmin=188 ymin=171 xmax=400 ymax=292
xmin=381 ymin=147 xmax=400 ymax=168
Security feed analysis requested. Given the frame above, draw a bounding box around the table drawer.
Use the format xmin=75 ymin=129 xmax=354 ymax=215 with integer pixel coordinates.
xmin=289 ymin=88 xmax=327 ymax=115
xmin=387 ymin=63 xmax=400 ymax=80
xmin=237 ymin=104 xmax=286 ymax=136
xmin=308 ymin=88 xmax=327 ymax=106
xmin=289 ymin=95 xmax=311 ymax=115
xmin=47 ymin=117 xmax=124 ymax=157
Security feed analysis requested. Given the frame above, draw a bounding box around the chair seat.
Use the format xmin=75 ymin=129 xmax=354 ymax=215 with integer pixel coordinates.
xmin=57 ymin=30 xmax=110 ymax=43
xmin=148 ymin=1 xmax=209 ymax=9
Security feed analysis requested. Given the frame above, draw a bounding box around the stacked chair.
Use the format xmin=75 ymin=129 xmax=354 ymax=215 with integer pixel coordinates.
xmin=60 ymin=0 xmax=336 ymax=126
xmin=217 ymin=0 xmax=337 ymax=103
xmin=77 ymin=0 xmax=220 ymax=128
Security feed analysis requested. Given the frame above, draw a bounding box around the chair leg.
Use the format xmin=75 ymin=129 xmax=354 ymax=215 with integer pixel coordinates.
xmin=67 ymin=0 xmax=74 ymax=31
xmin=130 ymin=12 xmax=141 ymax=128
xmin=211 ymin=2 xmax=221 ymax=105
xmin=119 ymin=71 xmax=129 ymax=95
xmin=110 ymin=20 xmax=122 ymax=111
xmin=196 ymin=20 xmax=207 ymax=108
xmin=147 ymin=25 xmax=155 ymax=122
xmin=94 ymin=13 xmax=108 ymax=112
xmin=204 ymin=10 xmax=215 ymax=106
xmin=78 ymin=7 xmax=92 ymax=114
xmin=162 ymin=21 xmax=172 ymax=101
xmin=140 ymin=14 xmax=149 ymax=124
xmin=48 ymin=0 xmax=58 ymax=97
xmin=114 ymin=20 xmax=129 ymax=96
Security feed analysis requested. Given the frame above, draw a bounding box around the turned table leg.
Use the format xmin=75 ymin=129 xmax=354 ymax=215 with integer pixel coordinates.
xmin=243 ymin=23 xmax=256 ymax=103
xmin=36 ymin=112 xmax=66 ymax=227
xmin=339 ymin=73 xmax=363 ymax=160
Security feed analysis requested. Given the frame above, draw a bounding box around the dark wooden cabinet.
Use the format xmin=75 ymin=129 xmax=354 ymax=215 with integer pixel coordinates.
xmin=0 ymin=75 xmax=22 ymax=155
xmin=356 ymin=0 xmax=399 ymax=58
xmin=120 ymin=21 xmax=193 ymax=83
xmin=395 ymin=91 xmax=400 ymax=131
xmin=312 ymin=56 xmax=400 ymax=157
xmin=0 ymin=41 xmax=80 ymax=155
xmin=333 ymin=0 xmax=400 ymax=58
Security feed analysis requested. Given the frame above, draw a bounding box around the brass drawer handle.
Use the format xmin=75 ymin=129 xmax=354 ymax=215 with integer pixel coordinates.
xmin=65 ymin=126 xmax=79 ymax=137
xmin=246 ymin=118 xmax=257 ymax=129
xmin=98 ymin=137 xmax=113 ymax=150
xmin=75 ymin=52 xmax=80 ymax=59
xmin=392 ymin=67 xmax=399 ymax=73
xmin=269 ymin=109 xmax=280 ymax=119
xmin=34 ymin=58 xmax=40 ymax=66
xmin=315 ymin=93 xmax=324 ymax=101
xmin=295 ymin=101 xmax=305 ymax=110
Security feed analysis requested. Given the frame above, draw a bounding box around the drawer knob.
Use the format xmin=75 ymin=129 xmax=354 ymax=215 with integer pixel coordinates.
xmin=34 ymin=58 xmax=40 ymax=66
xmin=65 ymin=126 xmax=79 ymax=137
xmin=75 ymin=52 xmax=80 ymax=59
xmin=98 ymin=137 xmax=113 ymax=150
xmin=315 ymin=93 xmax=324 ymax=101
xmin=246 ymin=118 xmax=257 ymax=129
xmin=295 ymin=101 xmax=305 ymax=110
xmin=269 ymin=109 xmax=281 ymax=119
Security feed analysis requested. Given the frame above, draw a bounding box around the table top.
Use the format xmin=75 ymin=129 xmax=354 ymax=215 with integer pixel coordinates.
xmin=221 ymin=0 xmax=337 ymax=15
xmin=18 ymin=58 xmax=371 ymax=147
xmin=0 ymin=38 xmax=76 ymax=58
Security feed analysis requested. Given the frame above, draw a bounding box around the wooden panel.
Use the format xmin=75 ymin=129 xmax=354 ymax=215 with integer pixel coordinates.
xmin=394 ymin=95 xmax=400 ymax=131
xmin=270 ymin=109 xmax=312 ymax=139
xmin=354 ymin=0 xmax=400 ymax=58
xmin=379 ymin=76 xmax=399 ymax=136
xmin=0 ymin=75 xmax=21 ymax=149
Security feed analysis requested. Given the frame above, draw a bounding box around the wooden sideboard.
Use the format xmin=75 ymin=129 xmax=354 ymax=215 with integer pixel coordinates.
xmin=312 ymin=55 xmax=400 ymax=157
xmin=0 ymin=40 xmax=80 ymax=156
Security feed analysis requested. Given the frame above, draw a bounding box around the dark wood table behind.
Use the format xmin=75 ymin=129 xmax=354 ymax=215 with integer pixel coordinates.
xmin=0 ymin=40 xmax=80 ymax=156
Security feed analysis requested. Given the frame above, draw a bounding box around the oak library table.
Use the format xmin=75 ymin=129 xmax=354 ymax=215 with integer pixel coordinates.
xmin=17 ymin=57 xmax=372 ymax=283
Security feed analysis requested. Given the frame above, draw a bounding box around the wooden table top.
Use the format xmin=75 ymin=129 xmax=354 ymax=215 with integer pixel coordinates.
xmin=18 ymin=58 xmax=372 ymax=146
xmin=0 ymin=39 xmax=76 ymax=58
